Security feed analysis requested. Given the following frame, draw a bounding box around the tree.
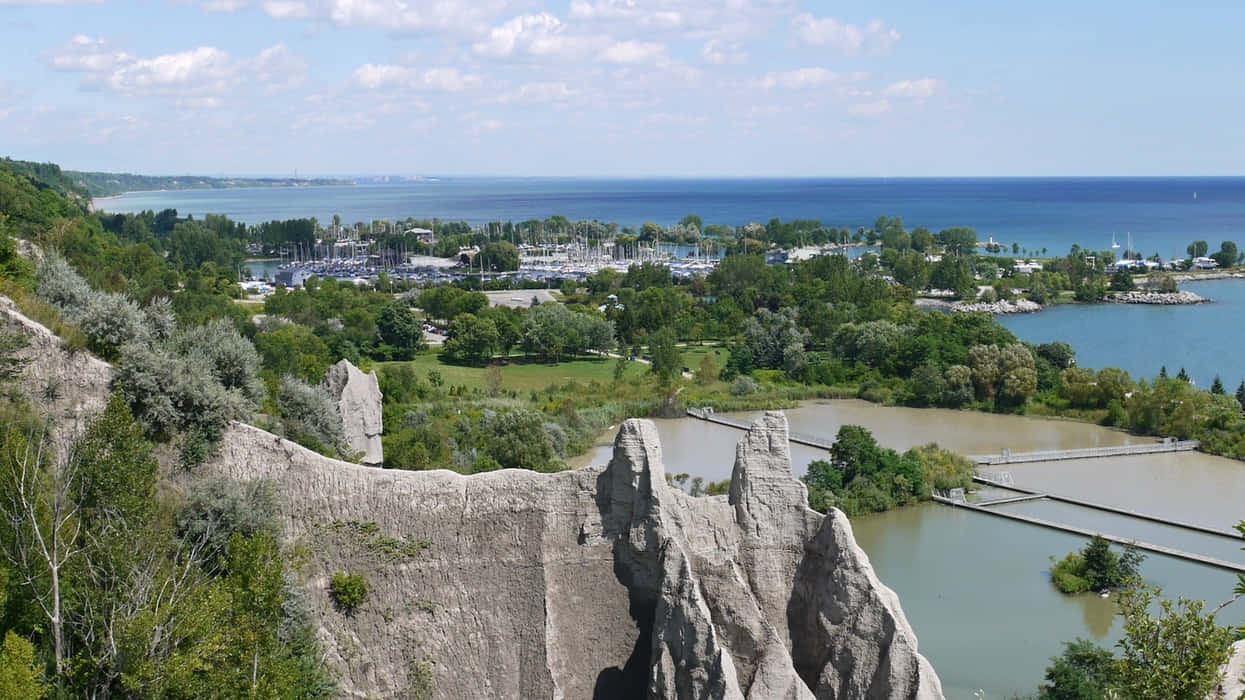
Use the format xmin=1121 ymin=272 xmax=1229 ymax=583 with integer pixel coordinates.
xmin=937 ymin=227 xmax=977 ymax=256
xmin=443 ymin=313 xmax=499 ymax=365
xmin=1115 ymin=585 xmax=1234 ymax=700
xmin=376 ymin=302 xmax=426 ymax=357
xmin=1037 ymin=639 xmax=1121 ymax=700
xmin=647 ymin=327 xmax=682 ymax=387
xmin=1109 ymin=266 xmax=1135 ymax=291
xmin=1236 ymin=381 xmax=1245 ymax=410
xmin=478 ymin=241 xmax=519 ymax=272
xmin=1211 ymin=240 xmax=1239 ymax=268
xmin=0 ymin=631 xmax=46 ymax=700
xmin=1211 ymin=375 xmax=1225 ymax=394
xmin=1187 ymin=240 xmax=1209 ymax=258
xmin=0 ymin=419 xmax=81 ymax=677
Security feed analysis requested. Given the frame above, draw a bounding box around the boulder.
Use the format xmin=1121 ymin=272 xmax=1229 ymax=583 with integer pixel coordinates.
xmin=323 ymin=358 xmax=383 ymax=465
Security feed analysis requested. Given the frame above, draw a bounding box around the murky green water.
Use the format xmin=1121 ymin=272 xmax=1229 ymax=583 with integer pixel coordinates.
xmin=571 ymin=400 xmax=1245 ymax=698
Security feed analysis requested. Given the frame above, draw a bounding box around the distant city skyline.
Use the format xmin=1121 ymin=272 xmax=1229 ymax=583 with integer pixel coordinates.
xmin=2 ymin=0 xmax=1242 ymax=177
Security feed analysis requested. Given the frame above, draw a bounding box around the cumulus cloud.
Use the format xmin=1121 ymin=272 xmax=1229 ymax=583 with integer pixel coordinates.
xmin=46 ymin=36 xmax=307 ymax=99
xmin=0 ymin=0 xmax=102 ymax=5
xmin=498 ymin=81 xmax=576 ymax=103
xmin=884 ymin=78 xmax=940 ymax=99
xmin=792 ymin=14 xmax=901 ymax=56
xmin=266 ymin=0 xmax=509 ymax=34
xmin=472 ymin=13 xmax=593 ymax=59
xmin=599 ymin=40 xmax=666 ymax=65
xmin=352 ymin=63 xmax=481 ymax=92
xmin=568 ymin=0 xmax=685 ymax=31
xmin=700 ymin=39 xmax=746 ymax=65
xmin=848 ymin=100 xmax=890 ymax=117
xmin=760 ymin=67 xmax=835 ymax=90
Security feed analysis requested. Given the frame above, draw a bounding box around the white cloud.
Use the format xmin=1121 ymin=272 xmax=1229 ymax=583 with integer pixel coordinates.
xmin=0 ymin=0 xmax=102 ymax=5
xmin=568 ymin=0 xmax=685 ymax=31
xmin=792 ymin=14 xmax=901 ymax=56
xmin=848 ymin=100 xmax=890 ymax=117
xmin=884 ymin=78 xmax=940 ymax=99
xmin=352 ymin=63 xmax=481 ymax=92
xmin=46 ymin=36 xmax=307 ymax=99
xmin=642 ymin=112 xmax=706 ymax=127
xmin=700 ymin=39 xmax=745 ymax=65
xmin=299 ymin=0 xmax=508 ymax=34
xmin=200 ymin=0 xmax=249 ymax=12
xmin=761 ymin=67 xmax=835 ymax=90
xmin=262 ymin=0 xmax=311 ymax=18
xmin=472 ymin=13 xmax=591 ymax=59
xmin=498 ymin=81 xmax=575 ymax=103
xmin=599 ymin=40 xmax=665 ymax=65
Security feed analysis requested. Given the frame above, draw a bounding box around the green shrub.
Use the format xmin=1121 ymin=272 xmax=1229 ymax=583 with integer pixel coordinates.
xmin=329 ymin=571 xmax=369 ymax=614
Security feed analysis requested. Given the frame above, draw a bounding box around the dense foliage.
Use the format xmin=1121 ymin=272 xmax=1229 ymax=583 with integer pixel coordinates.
xmin=802 ymin=426 xmax=974 ymax=516
xmin=1049 ymin=536 xmax=1145 ymax=594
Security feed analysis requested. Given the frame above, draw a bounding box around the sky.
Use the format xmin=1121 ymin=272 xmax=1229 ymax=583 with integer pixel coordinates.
xmin=1 ymin=0 xmax=1243 ymax=177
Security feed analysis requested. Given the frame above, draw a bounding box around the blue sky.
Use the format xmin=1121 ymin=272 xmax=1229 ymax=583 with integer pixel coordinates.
xmin=1 ymin=0 xmax=1242 ymax=176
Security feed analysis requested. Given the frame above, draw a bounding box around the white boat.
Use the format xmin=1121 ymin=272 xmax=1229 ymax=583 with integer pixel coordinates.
xmin=1111 ymin=233 xmax=1120 ymax=250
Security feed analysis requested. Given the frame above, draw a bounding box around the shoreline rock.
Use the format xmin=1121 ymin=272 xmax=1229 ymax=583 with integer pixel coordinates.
xmin=1110 ymin=290 xmax=1208 ymax=305
xmin=915 ymin=298 xmax=1043 ymax=314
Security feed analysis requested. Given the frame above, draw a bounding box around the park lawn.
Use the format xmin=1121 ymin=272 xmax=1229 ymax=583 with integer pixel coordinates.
xmin=678 ymin=344 xmax=726 ymax=371
xmin=376 ymin=351 xmax=651 ymax=392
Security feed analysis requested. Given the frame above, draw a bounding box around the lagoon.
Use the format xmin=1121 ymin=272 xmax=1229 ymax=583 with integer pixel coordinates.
xmin=574 ymin=400 xmax=1245 ymax=698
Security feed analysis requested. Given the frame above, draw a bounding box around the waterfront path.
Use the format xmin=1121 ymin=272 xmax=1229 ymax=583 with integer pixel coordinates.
xmin=966 ymin=440 xmax=1199 ymax=465
xmin=971 ymin=477 xmax=1241 ymax=540
xmin=932 ymin=495 xmax=1245 ymax=573
xmin=686 ymin=409 xmax=834 ymax=449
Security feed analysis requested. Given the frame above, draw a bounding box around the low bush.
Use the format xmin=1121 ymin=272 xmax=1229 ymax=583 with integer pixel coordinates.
xmin=329 ymin=571 xmax=369 ymax=614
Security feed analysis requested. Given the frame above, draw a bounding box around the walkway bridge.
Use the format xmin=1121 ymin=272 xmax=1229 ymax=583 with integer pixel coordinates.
xmin=966 ymin=440 xmax=1200 ymax=466
xmin=686 ymin=408 xmax=835 ymax=450
xmin=933 ymin=473 xmax=1245 ymax=574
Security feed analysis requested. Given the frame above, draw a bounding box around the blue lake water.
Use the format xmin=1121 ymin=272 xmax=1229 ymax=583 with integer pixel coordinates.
xmin=99 ymin=177 xmax=1245 ymax=258
xmin=999 ymin=279 xmax=1245 ymax=389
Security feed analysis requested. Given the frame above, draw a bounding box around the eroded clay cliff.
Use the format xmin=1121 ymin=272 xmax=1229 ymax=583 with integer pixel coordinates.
xmin=205 ymin=413 xmax=943 ymax=699
xmin=323 ymin=358 xmax=384 ymax=465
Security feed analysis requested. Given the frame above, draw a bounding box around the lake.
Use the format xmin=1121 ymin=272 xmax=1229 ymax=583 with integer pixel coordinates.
xmin=99 ymin=177 xmax=1245 ymax=259
xmin=1000 ymin=278 xmax=1245 ymax=390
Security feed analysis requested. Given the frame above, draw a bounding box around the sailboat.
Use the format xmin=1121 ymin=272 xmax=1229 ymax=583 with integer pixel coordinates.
xmin=1111 ymin=233 xmax=1121 ymax=250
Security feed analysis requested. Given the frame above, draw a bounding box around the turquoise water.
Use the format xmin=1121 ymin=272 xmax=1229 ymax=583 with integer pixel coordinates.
xmin=1000 ymin=279 xmax=1245 ymax=388
xmin=99 ymin=177 xmax=1245 ymax=257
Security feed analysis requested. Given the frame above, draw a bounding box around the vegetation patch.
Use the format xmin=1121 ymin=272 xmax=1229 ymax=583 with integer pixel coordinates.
xmin=318 ymin=519 xmax=431 ymax=561
xmin=1049 ymin=535 xmax=1144 ymax=594
xmin=329 ymin=571 xmax=370 ymax=614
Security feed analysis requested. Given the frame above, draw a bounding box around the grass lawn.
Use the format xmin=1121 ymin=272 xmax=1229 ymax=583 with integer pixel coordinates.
xmin=375 ymin=352 xmax=651 ymax=392
xmin=678 ymin=344 xmax=726 ymax=371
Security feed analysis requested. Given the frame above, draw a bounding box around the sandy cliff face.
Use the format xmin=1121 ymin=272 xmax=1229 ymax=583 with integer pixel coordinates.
xmin=205 ymin=413 xmax=943 ymax=699
xmin=0 ymin=295 xmax=111 ymax=432
xmin=323 ymin=358 xmax=384 ymax=465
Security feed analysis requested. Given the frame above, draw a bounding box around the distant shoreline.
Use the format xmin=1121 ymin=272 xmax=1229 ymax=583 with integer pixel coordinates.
xmin=91 ymin=181 xmax=354 ymax=206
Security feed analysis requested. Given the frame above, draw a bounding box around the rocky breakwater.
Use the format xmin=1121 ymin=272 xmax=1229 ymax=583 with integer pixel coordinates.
xmin=1111 ymin=290 xmax=1208 ymax=305
xmin=323 ymin=358 xmax=383 ymax=465
xmin=205 ymin=412 xmax=943 ymax=699
xmin=917 ymin=298 xmax=1042 ymax=314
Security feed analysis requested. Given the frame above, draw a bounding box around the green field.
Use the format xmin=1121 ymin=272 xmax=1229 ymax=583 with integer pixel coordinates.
xmin=375 ymin=352 xmax=651 ymax=392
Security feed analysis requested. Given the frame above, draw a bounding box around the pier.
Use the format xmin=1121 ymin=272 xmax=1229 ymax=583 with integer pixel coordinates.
xmin=932 ymin=495 xmax=1245 ymax=574
xmin=966 ymin=440 xmax=1199 ymax=465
